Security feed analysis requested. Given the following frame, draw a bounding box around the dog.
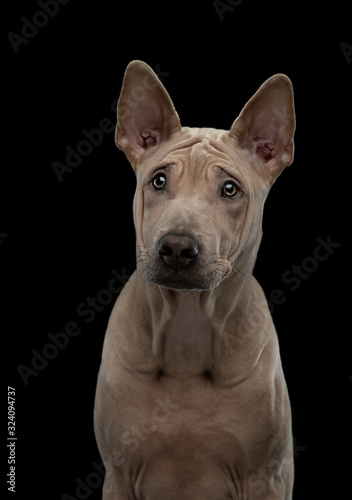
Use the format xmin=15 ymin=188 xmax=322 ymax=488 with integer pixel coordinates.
xmin=94 ymin=60 xmax=296 ymax=499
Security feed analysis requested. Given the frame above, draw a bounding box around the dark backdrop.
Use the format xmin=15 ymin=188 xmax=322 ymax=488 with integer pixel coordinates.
xmin=3 ymin=1 xmax=351 ymax=498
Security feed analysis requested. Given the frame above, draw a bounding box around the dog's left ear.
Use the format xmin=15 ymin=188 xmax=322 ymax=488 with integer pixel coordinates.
xmin=229 ymin=74 xmax=295 ymax=181
xmin=115 ymin=61 xmax=181 ymax=169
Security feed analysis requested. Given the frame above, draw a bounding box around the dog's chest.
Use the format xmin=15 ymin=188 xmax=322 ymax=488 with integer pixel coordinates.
xmin=129 ymin=427 xmax=244 ymax=500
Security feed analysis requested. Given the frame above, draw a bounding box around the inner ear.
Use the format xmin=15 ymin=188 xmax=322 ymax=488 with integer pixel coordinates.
xmin=141 ymin=130 xmax=159 ymax=147
xmin=253 ymin=124 xmax=277 ymax=161
xmin=252 ymin=111 xmax=289 ymax=167
xmin=132 ymin=102 xmax=163 ymax=147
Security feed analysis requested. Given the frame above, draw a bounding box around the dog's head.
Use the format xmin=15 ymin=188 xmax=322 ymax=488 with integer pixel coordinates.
xmin=115 ymin=61 xmax=295 ymax=291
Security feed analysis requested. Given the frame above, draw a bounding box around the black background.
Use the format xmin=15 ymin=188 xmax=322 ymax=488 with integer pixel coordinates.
xmin=3 ymin=1 xmax=351 ymax=498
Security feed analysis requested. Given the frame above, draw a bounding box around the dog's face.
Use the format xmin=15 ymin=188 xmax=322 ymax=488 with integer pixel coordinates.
xmin=131 ymin=128 xmax=261 ymax=291
xmin=115 ymin=61 xmax=295 ymax=291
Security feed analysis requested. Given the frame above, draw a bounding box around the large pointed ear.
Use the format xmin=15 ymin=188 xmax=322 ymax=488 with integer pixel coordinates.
xmin=229 ymin=74 xmax=295 ymax=181
xmin=115 ymin=61 xmax=181 ymax=168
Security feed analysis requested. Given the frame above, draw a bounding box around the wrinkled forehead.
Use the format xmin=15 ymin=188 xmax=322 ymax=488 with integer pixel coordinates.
xmin=135 ymin=127 xmax=257 ymax=182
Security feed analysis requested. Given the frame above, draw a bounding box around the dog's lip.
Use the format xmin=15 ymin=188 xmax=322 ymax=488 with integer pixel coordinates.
xmin=145 ymin=253 xmax=232 ymax=291
xmin=150 ymin=279 xmax=217 ymax=292
xmin=147 ymin=269 xmax=221 ymax=291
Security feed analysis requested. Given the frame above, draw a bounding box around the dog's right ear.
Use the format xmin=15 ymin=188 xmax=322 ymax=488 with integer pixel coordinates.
xmin=115 ymin=61 xmax=181 ymax=169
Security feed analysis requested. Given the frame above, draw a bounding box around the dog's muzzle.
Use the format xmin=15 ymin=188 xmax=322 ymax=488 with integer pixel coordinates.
xmin=144 ymin=232 xmax=228 ymax=291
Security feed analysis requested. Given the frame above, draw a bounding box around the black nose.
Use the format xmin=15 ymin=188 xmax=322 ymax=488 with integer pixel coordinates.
xmin=158 ymin=234 xmax=199 ymax=269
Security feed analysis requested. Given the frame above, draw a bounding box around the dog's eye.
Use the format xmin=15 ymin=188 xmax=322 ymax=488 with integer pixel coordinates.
xmin=152 ymin=173 xmax=167 ymax=190
xmin=222 ymin=181 xmax=240 ymax=198
xmin=152 ymin=174 xmax=166 ymax=191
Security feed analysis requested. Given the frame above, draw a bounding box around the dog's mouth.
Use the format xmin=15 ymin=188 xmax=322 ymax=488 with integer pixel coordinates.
xmin=149 ymin=269 xmax=209 ymax=291
xmin=146 ymin=257 xmax=231 ymax=291
xmin=147 ymin=267 xmax=224 ymax=291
